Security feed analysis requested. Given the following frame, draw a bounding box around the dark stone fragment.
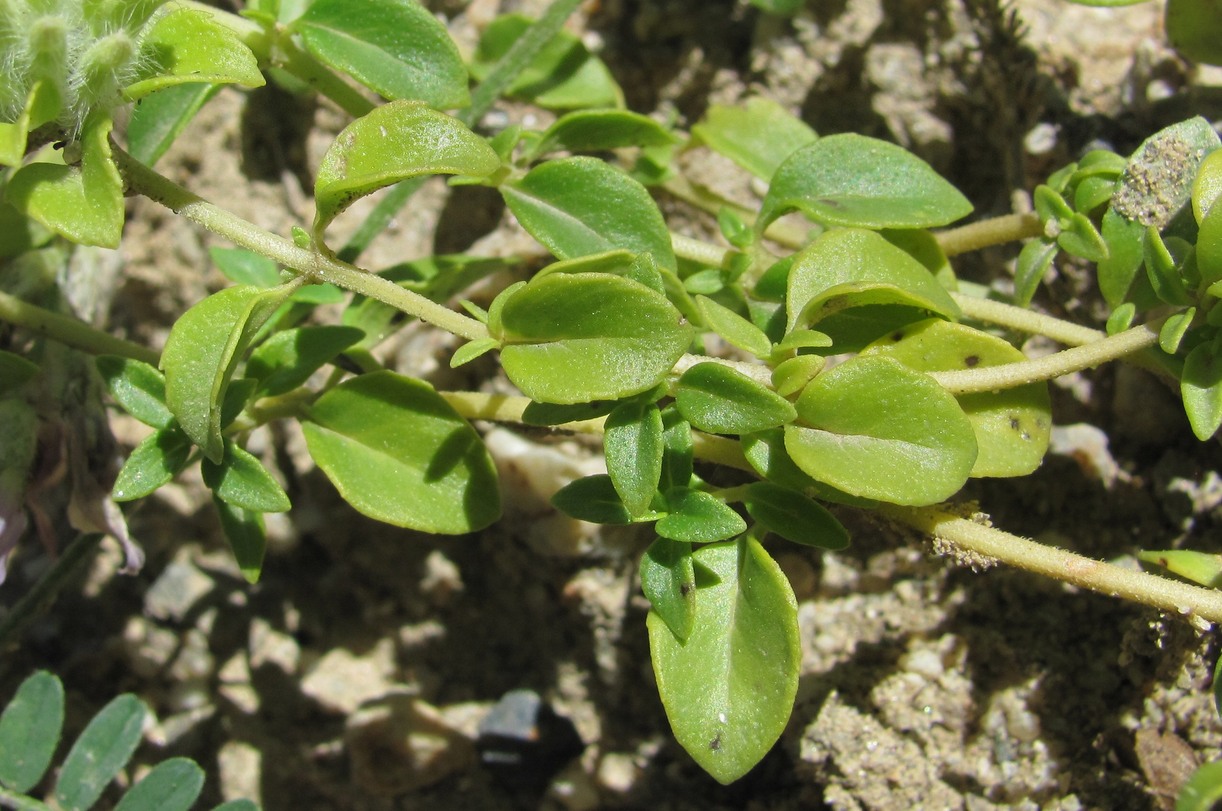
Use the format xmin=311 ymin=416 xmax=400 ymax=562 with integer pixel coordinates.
xmin=476 ymin=689 xmax=584 ymax=791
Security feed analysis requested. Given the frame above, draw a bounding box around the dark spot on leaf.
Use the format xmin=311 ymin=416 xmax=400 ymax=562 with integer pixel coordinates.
xmin=964 ymin=355 xmax=981 ymax=367
xmin=709 ymin=734 xmax=721 ymax=751
xmin=816 ymin=197 xmax=841 ymax=208
xmin=1009 ymin=416 xmax=1021 ymax=431
xmin=890 ymin=330 xmax=905 ymax=342
xmin=680 ymin=582 xmax=693 ymax=597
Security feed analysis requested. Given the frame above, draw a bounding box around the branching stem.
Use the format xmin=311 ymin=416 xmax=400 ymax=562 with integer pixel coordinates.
xmin=0 ymin=291 xmax=159 ymax=365
xmin=113 ymin=146 xmax=490 ymax=342
xmin=934 ymin=212 xmax=1045 ymax=256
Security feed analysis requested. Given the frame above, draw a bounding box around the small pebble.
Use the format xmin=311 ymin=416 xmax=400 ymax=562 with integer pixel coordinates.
xmin=477 ymin=689 xmax=584 ymax=791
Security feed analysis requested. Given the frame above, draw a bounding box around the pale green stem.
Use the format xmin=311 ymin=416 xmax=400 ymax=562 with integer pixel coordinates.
xmin=930 ymin=321 xmax=1161 ymax=394
xmin=883 ymin=505 xmax=1222 ymax=624
xmin=661 ymin=175 xmax=809 ymax=248
xmin=114 ymin=146 xmax=489 ymax=342
xmin=672 ymin=233 xmax=731 ymax=268
xmin=440 ymin=391 xmax=607 ymax=434
xmin=934 ymin=212 xmax=1045 ymax=257
xmin=0 ymin=290 xmax=160 ymax=365
xmin=0 ymin=788 xmax=52 ymax=811
xmin=952 ymin=292 xmax=1104 ymax=346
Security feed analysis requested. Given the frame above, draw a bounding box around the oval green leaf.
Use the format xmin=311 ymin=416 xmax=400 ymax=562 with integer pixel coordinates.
xmin=528 ymin=109 xmax=679 ymax=161
xmin=696 ymin=295 xmax=773 ymax=359
xmin=127 ymin=83 xmax=221 ymax=166
xmin=501 ymin=156 xmax=677 ymax=271
xmin=1182 ymin=342 xmax=1222 ymax=440
xmin=550 ymin=474 xmax=634 ymax=524
xmin=674 ymin=362 xmax=796 ymax=435
xmin=1177 ymin=761 xmax=1222 ymax=811
xmin=656 ymin=488 xmax=746 ymax=543
xmin=0 ymin=671 xmax=63 ymax=793
xmin=648 ymin=536 xmax=799 ymax=785
xmin=864 ymin=319 xmax=1051 ymax=478
xmin=113 ymin=758 xmax=204 ymax=811
xmin=112 ymin=427 xmax=193 ymax=502
xmin=494 ymin=273 xmax=693 ymax=404
xmin=692 ymin=97 xmax=817 ymax=181
xmin=213 ymin=497 xmax=266 ymax=585
xmin=314 ymin=101 xmax=500 ymax=236
xmin=605 ymin=401 xmax=664 ymax=517
xmin=1166 ymin=0 xmax=1222 ymax=66
xmin=246 ymin=325 xmax=366 ymax=396
xmin=294 ymin=0 xmax=467 ymax=108
xmin=55 ymin=694 xmax=148 ymax=811
xmin=302 ymin=371 xmax=500 ymax=533
xmin=743 ymin=481 xmax=849 ymax=550
xmin=758 ymin=134 xmax=972 ymax=232
xmin=785 ymin=356 xmax=977 ymax=505
xmin=125 ymin=7 xmax=264 ymax=100
xmin=201 ymin=440 xmax=291 ymax=513
xmin=96 ymin=356 xmax=173 ymax=429
xmin=640 ymin=537 xmax=695 ymax=642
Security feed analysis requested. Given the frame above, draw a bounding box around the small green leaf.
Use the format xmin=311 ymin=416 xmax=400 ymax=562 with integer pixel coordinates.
xmin=696 ymin=296 xmax=772 ymax=358
xmin=691 ymin=97 xmax=817 ymax=181
xmin=112 ymin=427 xmax=193 ymax=501
xmin=470 ymin=14 xmax=620 ymax=110
xmin=1197 ymin=190 xmax=1222 ymax=287
xmin=303 ymin=372 xmax=500 ymax=533
xmin=1098 ymin=208 xmax=1154 ymax=309
xmin=210 ymin=247 xmax=281 ymax=287
xmin=211 ymin=802 xmax=259 ymax=811
xmin=743 ymin=482 xmax=849 ymax=550
xmin=1014 ymin=238 xmax=1058 ymax=307
xmin=1165 ymin=0 xmax=1222 ymax=65
xmin=314 ymin=101 xmax=500 ymax=236
xmin=521 ymin=400 xmax=619 ymax=426
xmin=528 ymin=109 xmax=679 ymax=161
xmin=659 ymin=407 xmax=694 ymax=493
xmin=294 ymin=0 xmax=468 ymax=108
xmin=640 ymin=537 xmax=695 ymax=642
xmin=1109 ymin=116 xmax=1220 ymax=234
xmin=0 ymin=351 xmax=39 ymax=396
xmin=214 ymin=497 xmax=267 ymax=584
xmin=748 ymin=0 xmax=804 ymax=12
xmin=55 ymin=694 xmax=148 ymax=811
xmin=674 ymin=363 xmax=796 ymax=435
xmin=1182 ymin=342 xmax=1222 ymax=439
xmin=741 ymin=429 xmax=877 ymax=507
xmin=0 ymin=671 xmax=64 ymax=793
xmin=493 ymin=273 xmax=693 ymax=404
xmin=1194 ymin=149 xmax=1222 ymax=223
xmin=785 ymin=356 xmax=977 ymax=505
xmin=162 ymin=284 xmax=292 ymax=462
xmin=1138 ymin=549 xmax=1222 ymax=588
xmin=1057 ymin=212 xmax=1109 ymax=262
xmin=113 ymin=758 xmax=204 ymax=811
xmin=0 ymin=81 xmax=57 ymax=167
xmin=502 ymin=157 xmax=677 ymax=271
xmin=1177 ymin=761 xmax=1222 ymax=811
xmin=246 ymin=325 xmax=365 ymax=396
xmin=7 ymin=114 xmax=124 ymax=247
xmin=786 ymin=228 xmax=960 ymax=334
xmin=648 ymin=536 xmax=799 ymax=785
xmin=864 ymin=319 xmax=1051 ymax=478
xmin=202 ymin=440 xmax=291 ymax=513
xmin=1144 ymin=227 xmax=1194 ymax=306
xmin=125 ymin=7 xmax=264 ymax=99
xmin=604 ymin=401 xmax=664 ymax=517
xmin=758 ymin=134 xmax=972 ymax=232
xmin=771 ymin=355 xmax=824 ymax=397
xmin=450 ymin=338 xmax=499 ymax=368
xmin=656 ymin=488 xmax=746 ymax=543
xmin=97 ymin=356 xmax=173 ymax=429
xmin=551 ymin=474 xmax=633 ymax=524
xmin=1160 ymin=308 xmax=1197 ymax=354
xmin=127 ymin=83 xmax=220 ymax=166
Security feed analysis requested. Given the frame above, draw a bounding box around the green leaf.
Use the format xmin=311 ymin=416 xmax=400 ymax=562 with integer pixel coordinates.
xmin=113 ymin=758 xmax=204 ymax=811
xmin=1014 ymin=238 xmax=1058 ymax=307
xmin=210 ymin=247 xmax=281 ymax=287
xmin=527 ymin=109 xmax=679 ymax=161
xmin=450 ymin=337 xmax=499 ymax=368
xmin=1138 ymin=549 xmax=1222 ymax=588
xmin=656 ymin=488 xmax=746 ymax=543
xmin=1196 ymin=189 xmax=1222 ymax=287
xmin=1166 ymin=0 xmax=1222 ymax=65
xmin=674 ymin=362 xmax=796 ymax=435
xmin=1098 ymin=208 xmax=1152 ymax=309
xmin=659 ymin=407 xmax=694 ymax=493
xmin=640 ymin=537 xmax=695 ymax=642
xmin=696 ymin=295 xmax=773 ymax=358
xmin=692 ymin=97 xmax=817 ymax=181
xmin=294 ymin=0 xmax=468 ymax=108
xmin=314 ymin=100 xmax=500 ymax=236
xmin=1144 ymin=227 xmax=1194 ymax=306
xmin=748 ymin=0 xmax=804 ymax=12
xmin=1110 ymin=117 xmax=1220 ymax=234
xmin=246 ymin=325 xmax=365 ymax=396
xmin=55 ymin=694 xmax=148 ymax=811
xmin=740 ymin=428 xmax=877 ymax=507
xmin=202 ymin=440 xmax=291 ymax=513
xmin=112 ymin=427 xmax=193 ymax=501
xmin=0 ymin=81 xmax=58 ymax=167
xmin=521 ymin=400 xmax=619 ymax=426
xmin=785 ymin=356 xmax=977 ymax=505
xmin=470 ymin=13 xmax=620 ymax=110
xmin=161 ymin=284 xmax=292 ymax=462
xmin=303 ymin=371 xmax=500 ymax=533
xmin=97 ymin=356 xmax=173 ymax=429
xmin=1182 ymin=342 xmax=1222 ymax=439
xmin=502 ymin=157 xmax=677 ymax=270
xmin=493 ymin=273 xmax=693 ymax=404
xmin=758 ymin=134 xmax=972 ymax=232
xmin=1194 ymin=149 xmax=1222 ymax=223
xmin=0 ymin=671 xmax=64 ymax=793
xmin=864 ymin=319 xmax=1051 ymax=478
xmin=786 ymin=228 xmax=960 ymax=334
xmin=648 ymin=536 xmax=799 ymax=785
xmin=214 ymin=497 xmax=267 ymax=585
xmin=0 ymin=351 xmax=39 ymax=396
xmin=211 ymin=802 xmax=259 ymax=811
xmin=1177 ymin=761 xmax=1222 ymax=811
xmin=125 ymin=7 xmax=265 ymax=99
xmin=7 ymin=114 xmax=124 ymax=248
xmin=1160 ymin=308 xmax=1196 ymax=354
xmin=551 ymin=474 xmax=633 ymax=524
xmin=771 ymin=355 xmax=824 ymax=397
xmin=127 ymin=83 xmax=221 ymax=166
xmin=743 ymin=482 xmax=849 ymax=550
xmin=1057 ymin=212 xmax=1109 ymax=262
xmin=604 ymin=401 xmax=664 ymax=517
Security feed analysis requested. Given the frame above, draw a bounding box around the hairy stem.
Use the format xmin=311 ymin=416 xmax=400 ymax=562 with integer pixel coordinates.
xmin=934 ymin=212 xmax=1044 ymax=256
xmin=952 ymin=293 xmax=1104 ymax=346
xmin=884 ymin=505 xmax=1222 ymax=624
xmin=930 ymin=320 xmax=1161 ymax=394
xmin=114 ymin=146 xmax=489 ymax=342
xmin=0 ymin=291 xmax=159 ymax=365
